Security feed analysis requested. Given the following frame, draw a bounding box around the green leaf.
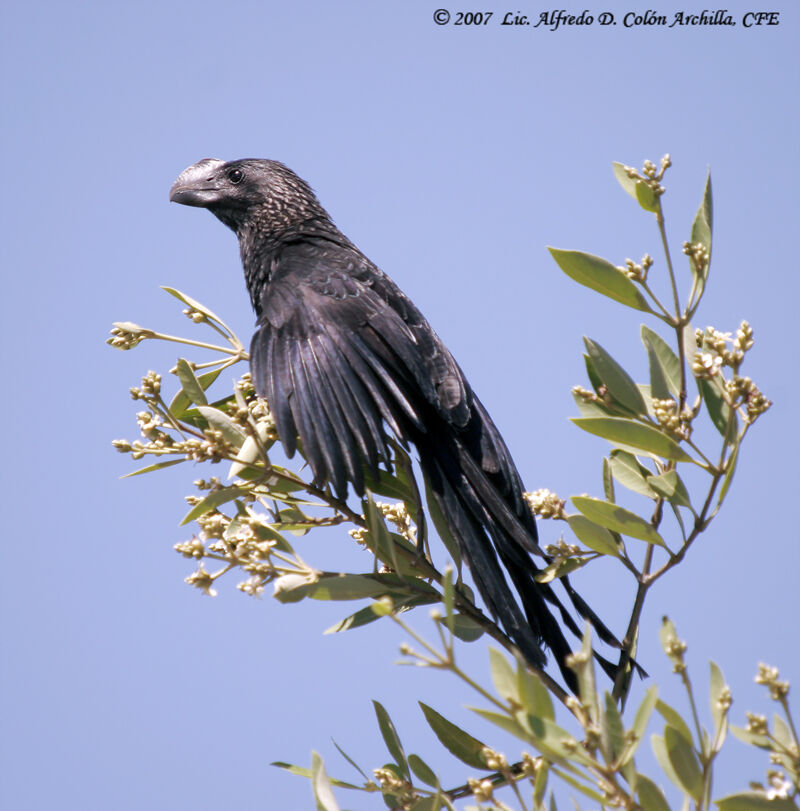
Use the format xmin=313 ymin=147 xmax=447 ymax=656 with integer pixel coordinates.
xmin=535 ymin=556 xmax=587 ymax=583
xmin=572 ymin=417 xmax=696 ymax=463
xmin=655 ymin=700 xmax=694 ymax=745
xmin=716 ymin=792 xmax=797 ymax=811
xmin=608 ymin=451 xmax=656 ymax=498
xmin=533 ymin=760 xmax=549 ymax=807
xmin=573 ymin=392 xmax=613 ymax=418
xmin=272 ymin=573 xmax=319 ymax=603
xmin=311 ymin=573 xmax=431 ymax=602
xmin=325 ymin=603 xmax=390 ymax=634
xmin=549 ymin=248 xmax=653 ymax=313
xmin=470 ymin=708 xmax=531 ymax=745
xmin=635 ymin=773 xmax=671 ymax=811
xmin=369 ymin=469 xmax=413 ymax=503
xmin=612 ymin=162 xmax=639 ymax=199
xmin=419 ymin=703 xmax=488 ymax=770
xmin=373 ymin=701 xmax=408 ymax=779
xmin=642 ymin=326 xmax=681 ymax=399
xmin=583 ymin=353 xmax=604 ymax=395
xmin=311 ymin=752 xmax=341 ymax=811
xmin=372 ymin=700 xmax=411 ymax=780
xmin=228 ymin=418 xmax=276 ymax=477
xmin=772 ymin=714 xmax=793 ymax=750
xmin=698 ymin=377 xmax=737 ymax=440
xmin=602 ymin=457 xmax=615 ymax=502
xmin=423 ymin=477 xmax=462 ymax=569
xmin=271 ymin=761 xmax=359 ymax=790
xmin=197 ymin=405 xmax=245 ymax=449
xmin=121 ymin=458 xmax=186 ymax=477
xmin=651 ymin=733 xmax=685 ymax=796
xmin=571 ymin=497 xmax=665 ymax=546
xmin=508 ymin=713 xmax=595 ymax=766
xmin=412 ymin=796 xmax=444 ymax=811
xmin=162 ymin=286 xmax=230 ymax=330
xmin=692 ymin=171 xmax=713 ymax=252
xmin=549 ymin=768 xmax=607 ymax=804
xmin=489 ymin=649 xmax=519 ymax=705
xmin=664 ymin=726 xmax=703 ymax=800
xmin=169 ymin=367 xmax=223 ymax=417
xmin=717 ymin=442 xmax=739 ymax=508
xmin=408 ymin=754 xmax=439 ymax=787
xmin=362 ymin=496 xmax=424 ymax=578
xmin=444 ymin=613 xmax=485 ymax=643
xmin=518 ymin=663 xmax=555 ymax=722
xmin=332 ymin=739 xmax=370 ymax=783
xmin=389 ymin=438 xmax=423 ymax=519
xmin=567 ymin=514 xmax=619 ymax=557
xmin=442 ymin=566 xmax=455 ymax=635
xmin=174 ymin=358 xmax=208 ymax=406
xmin=180 ymin=484 xmax=250 ymax=525
xmin=584 ymin=338 xmax=647 ymax=415
xmin=709 ymin=661 xmax=729 ymax=748
xmin=572 ymin=629 xmax=598 ymax=724
xmin=730 ymin=725 xmax=770 ymax=749
xmin=635 ymin=180 xmax=659 ymax=212
xmin=647 ymin=470 xmax=693 ymax=509
xmin=688 ymin=172 xmax=713 ymax=305
xmin=600 ymin=691 xmax=625 ymax=764
xmin=631 ymin=686 xmax=659 ymax=755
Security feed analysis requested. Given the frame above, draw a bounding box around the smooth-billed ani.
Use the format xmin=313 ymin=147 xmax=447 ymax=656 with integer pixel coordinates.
xmin=169 ymin=158 xmax=622 ymax=690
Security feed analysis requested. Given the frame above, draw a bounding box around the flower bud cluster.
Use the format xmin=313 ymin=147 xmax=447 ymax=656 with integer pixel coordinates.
xmin=766 ymin=771 xmax=793 ymax=801
xmin=467 ymin=777 xmax=495 ymax=802
xmin=373 ymin=769 xmax=415 ymax=807
xmin=652 ymin=397 xmax=693 ymax=440
xmin=691 ymin=351 xmax=724 ymax=379
xmin=182 ymin=306 xmax=207 ymax=324
xmin=726 ymin=376 xmax=772 ymax=423
xmin=661 ymin=623 xmax=688 ymax=674
xmin=524 ymin=489 xmax=567 ymax=520
xmin=683 ymin=240 xmax=709 ymax=277
xmin=756 ymin=664 xmax=790 ymax=701
xmin=746 ymin=712 xmax=769 ymax=735
xmin=480 ymin=747 xmax=508 ymax=771
xmin=695 ymin=323 xmax=753 ymax=370
xmin=691 ymin=323 xmax=771 ymax=423
xmin=107 ymin=323 xmax=155 ymax=350
xmin=375 ymin=501 xmax=416 ymax=543
xmin=623 ymin=155 xmax=670 ymax=195
xmin=544 ymin=538 xmax=581 ymax=558
xmin=619 ymin=254 xmax=653 ymax=282
xmin=520 ymin=751 xmax=542 ymax=778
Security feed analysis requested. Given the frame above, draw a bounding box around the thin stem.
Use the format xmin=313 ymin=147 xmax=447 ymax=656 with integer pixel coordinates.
xmin=639 ymin=280 xmax=675 ymax=320
xmin=779 ymin=697 xmax=800 ymax=748
xmin=656 ymin=203 xmax=682 ymax=326
xmin=656 ymin=202 xmax=689 ymax=414
xmin=613 ymin=543 xmax=654 ymax=707
xmin=681 ymin=670 xmax=704 ymax=747
xmin=647 ymin=470 xmax=722 ymax=582
xmin=150 ymin=331 xmax=246 ymax=356
xmin=684 ymin=438 xmax=718 ymax=472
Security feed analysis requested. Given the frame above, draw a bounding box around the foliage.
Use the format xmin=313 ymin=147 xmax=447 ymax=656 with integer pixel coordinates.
xmin=109 ymin=158 xmax=795 ymax=809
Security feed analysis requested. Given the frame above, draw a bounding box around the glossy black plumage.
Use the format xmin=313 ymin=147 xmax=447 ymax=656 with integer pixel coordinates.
xmin=170 ymin=158 xmax=621 ymax=689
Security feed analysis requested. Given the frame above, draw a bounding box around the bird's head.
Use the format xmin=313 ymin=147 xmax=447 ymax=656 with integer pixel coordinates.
xmin=169 ymin=158 xmax=326 ymax=234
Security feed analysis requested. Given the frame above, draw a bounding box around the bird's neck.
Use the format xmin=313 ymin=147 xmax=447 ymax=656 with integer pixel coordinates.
xmin=238 ymin=215 xmax=351 ymax=307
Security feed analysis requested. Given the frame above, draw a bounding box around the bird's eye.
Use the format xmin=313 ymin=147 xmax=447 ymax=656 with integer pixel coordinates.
xmin=227 ymin=168 xmax=244 ymax=184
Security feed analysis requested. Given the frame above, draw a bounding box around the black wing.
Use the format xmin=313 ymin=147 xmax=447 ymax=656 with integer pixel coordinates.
xmin=249 ymin=238 xmax=621 ymax=684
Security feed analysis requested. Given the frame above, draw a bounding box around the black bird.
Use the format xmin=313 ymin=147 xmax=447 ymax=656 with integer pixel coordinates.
xmin=169 ymin=158 xmax=621 ymax=690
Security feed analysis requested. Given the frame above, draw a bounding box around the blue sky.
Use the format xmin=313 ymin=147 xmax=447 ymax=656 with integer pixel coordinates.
xmin=2 ymin=1 xmax=797 ymax=808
